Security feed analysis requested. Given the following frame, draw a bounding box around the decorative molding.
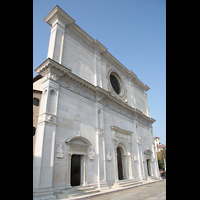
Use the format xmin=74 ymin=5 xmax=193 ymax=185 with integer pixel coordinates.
xmin=68 ymin=143 xmax=88 ymax=152
xmin=38 ymin=113 xmax=57 ymax=125
xmin=35 ymin=58 xmax=71 ymax=77
xmin=144 ymin=148 xmax=153 ymax=155
xmin=35 ymin=58 xmax=155 ymax=124
xmin=106 ymin=64 xmax=127 ymax=103
xmin=65 ymin=136 xmax=91 ymax=154
xmin=43 ymin=5 xmax=75 ymax=27
xmin=44 ymin=6 xmax=150 ymax=92
xmin=48 ymin=115 xmax=53 ymax=121
xmin=111 ymin=126 xmax=133 ymax=136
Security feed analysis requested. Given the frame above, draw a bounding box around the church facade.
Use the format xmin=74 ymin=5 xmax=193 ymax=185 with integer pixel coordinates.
xmin=33 ymin=5 xmax=160 ymax=200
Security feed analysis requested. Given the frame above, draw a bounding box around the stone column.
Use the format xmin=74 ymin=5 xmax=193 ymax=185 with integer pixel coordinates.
xmin=66 ymin=153 xmax=72 ymax=188
xmin=82 ymin=155 xmax=88 ymax=186
xmin=135 ymin=123 xmax=143 ymax=181
xmin=112 ymin=138 xmax=119 ymax=182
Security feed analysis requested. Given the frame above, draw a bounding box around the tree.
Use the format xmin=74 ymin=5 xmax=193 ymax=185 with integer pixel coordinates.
xmin=157 ymin=147 xmax=166 ymax=171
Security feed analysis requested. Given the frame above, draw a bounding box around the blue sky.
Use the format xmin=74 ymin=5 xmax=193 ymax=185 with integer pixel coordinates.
xmin=33 ymin=0 xmax=166 ymax=145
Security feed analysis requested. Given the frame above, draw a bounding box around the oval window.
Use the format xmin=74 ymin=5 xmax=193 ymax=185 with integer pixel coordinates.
xmin=110 ymin=74 xmax=120 ymax=94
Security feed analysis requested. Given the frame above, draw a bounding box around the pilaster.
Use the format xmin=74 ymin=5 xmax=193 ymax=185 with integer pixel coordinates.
xmin=33 ymin=62 xmax=61 ymax=200
xmin=95 ymin=98 xmax=108 ymax=189
xmin=44 ymin=5 xmax=75 ymax=64
xmin=135 ymin=122 xmax=143 ymax=181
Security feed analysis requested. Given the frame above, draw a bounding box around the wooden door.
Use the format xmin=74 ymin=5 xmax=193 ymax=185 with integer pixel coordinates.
xmin=71 ymin=155 xmax=81 ymax=186
xmin=117 ymin=147 xmax=123 ymax=180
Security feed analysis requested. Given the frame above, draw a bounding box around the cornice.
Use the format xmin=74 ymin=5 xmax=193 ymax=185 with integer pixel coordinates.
xmin=102 ymin=51 xmax=150 ymax=91
xmin=110 ymin=126 xmax=133 ymax=135
xmin=34 ymin=58 xmax=71 ymax=77
xmin=43 ymin=5 xmax=75 ymax=27
xmin=35 ymin=58 xmax=155 ymax=124
xmin=44 ymin=6 xmax=149 ymax=92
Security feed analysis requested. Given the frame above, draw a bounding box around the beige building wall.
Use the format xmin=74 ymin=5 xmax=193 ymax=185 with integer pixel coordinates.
xmin=33 ymin=89 xmax=42 ymax=157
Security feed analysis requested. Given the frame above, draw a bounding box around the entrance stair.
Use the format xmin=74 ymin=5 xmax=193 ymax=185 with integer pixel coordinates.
xmin=112 ymin=178 xmax=143 ymax=189
xmin=56 ymin=185 xmax=100 ymax=200
xmin=56 ymin=177 xmax=163 ymax=199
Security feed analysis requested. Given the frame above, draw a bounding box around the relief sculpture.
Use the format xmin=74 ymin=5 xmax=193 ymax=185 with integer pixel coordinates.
xmin=57 ymin=144 xmax=64 ymax=158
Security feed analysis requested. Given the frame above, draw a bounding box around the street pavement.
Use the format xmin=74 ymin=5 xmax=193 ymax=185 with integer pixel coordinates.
xmin=87 ymin=179 xmax=166 ymax=200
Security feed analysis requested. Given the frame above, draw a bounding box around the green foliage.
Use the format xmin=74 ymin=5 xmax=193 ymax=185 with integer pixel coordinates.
xmin=157 ymin=148 xmax=166 ymax=171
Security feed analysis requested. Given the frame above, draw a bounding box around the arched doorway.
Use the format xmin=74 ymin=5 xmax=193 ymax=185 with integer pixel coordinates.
xmin=117 ymin=147 xmax=123 ymax=180
xmin=144 ymin=148 xmax=153 ymax=177
xmin=65 ymin=136 xmax=92 ymax=187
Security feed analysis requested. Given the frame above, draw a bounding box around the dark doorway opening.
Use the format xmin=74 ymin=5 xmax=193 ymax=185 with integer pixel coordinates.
xmin=117 ymin=147 xmax=123 ymax=180
xmin=71 ymin=155 xmax=81 ymax=186
xmin=146 ymin=159 xmax=151 ymax=176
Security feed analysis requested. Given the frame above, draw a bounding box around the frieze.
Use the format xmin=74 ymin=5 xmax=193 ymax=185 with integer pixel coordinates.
xmin=37 ymin=59 xmax=155 ymax=125
xmin=68 ymin=143 xmax=88 ymax=152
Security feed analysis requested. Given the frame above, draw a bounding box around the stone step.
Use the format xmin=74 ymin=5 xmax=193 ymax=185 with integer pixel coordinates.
xmin=61 ymin=186 xmax=95 ymax=194
xmin=57 ymin=186 xmax=100 ymax=199
xmin=147 ymin=176 xmax=162 ymax=181
xmin=113 ymin=179 xmax=142 ymax=188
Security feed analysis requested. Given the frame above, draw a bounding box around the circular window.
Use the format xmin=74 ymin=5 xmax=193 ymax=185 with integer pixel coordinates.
xmin=110 ymin=74 xmax=121 ymax=94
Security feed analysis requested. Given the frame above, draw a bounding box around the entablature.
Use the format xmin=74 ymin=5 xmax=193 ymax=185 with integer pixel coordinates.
xmin=35 ymin=58 xmax=155 ymax=125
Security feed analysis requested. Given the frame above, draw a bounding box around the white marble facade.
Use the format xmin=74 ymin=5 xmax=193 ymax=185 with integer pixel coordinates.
xmin=33 ymin=5 xmax=160 ymax=200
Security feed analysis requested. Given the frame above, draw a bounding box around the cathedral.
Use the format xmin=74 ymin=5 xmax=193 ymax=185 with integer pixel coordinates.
xmin=33 ymin=5 xmax=161 ymax=200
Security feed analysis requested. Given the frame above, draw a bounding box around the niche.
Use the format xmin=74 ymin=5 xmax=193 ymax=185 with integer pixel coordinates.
xmin=48 ymin=89 xmax=56 ymax=114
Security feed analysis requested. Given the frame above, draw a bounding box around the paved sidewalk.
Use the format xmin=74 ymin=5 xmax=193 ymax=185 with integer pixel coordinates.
xmin=87 ymin=179 xmax=166 ymax=200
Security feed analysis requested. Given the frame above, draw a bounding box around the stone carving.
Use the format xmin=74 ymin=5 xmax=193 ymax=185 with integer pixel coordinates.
xmin=74 ymin=114 xmax=82 ymax=122
xmin=51 ymin=73 xmax=58 ymax=81
xmin=76 ymin=88 xmax=80 ymax=94
xmin=144 ymin=148 xmax=153 ymax=155
xmin=65 ymin=82 xmax=70 ymax=88
xmin=68 ymin=143 xmax=88 ymax=152
xmin=86 ymin=92 xmax=91 ymax=98
xmin=48 ymin=115 xmax=53 ymax=121
xmin=106 ymin=150 xmax=112 ymax=161
xmin=134 ymin=153 xmax=137 ymax=162
xmin=137 ymin=137 xmax=141 ymax=144
xmin=77 ymin=130 xmax=81 ymax=137
xmin=57 ymin=144 xmax=64 ymax=158
xmin=89 ymin=148 xmax=95 ymax=160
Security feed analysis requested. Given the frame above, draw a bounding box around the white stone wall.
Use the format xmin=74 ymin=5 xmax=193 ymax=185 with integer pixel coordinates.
xmin=45 ymin=6 xmax=150 ymax=117
xmin=33 ymin=6 xmax=159 ymax=199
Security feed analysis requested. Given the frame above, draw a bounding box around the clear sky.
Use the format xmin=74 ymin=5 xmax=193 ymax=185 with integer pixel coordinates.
xmin=33 ymin=0 xmax=166 ymax=145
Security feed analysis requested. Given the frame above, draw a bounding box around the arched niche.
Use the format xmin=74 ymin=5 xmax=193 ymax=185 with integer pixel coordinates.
xmin=48 ymin=89 xmax=56 ymax=114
